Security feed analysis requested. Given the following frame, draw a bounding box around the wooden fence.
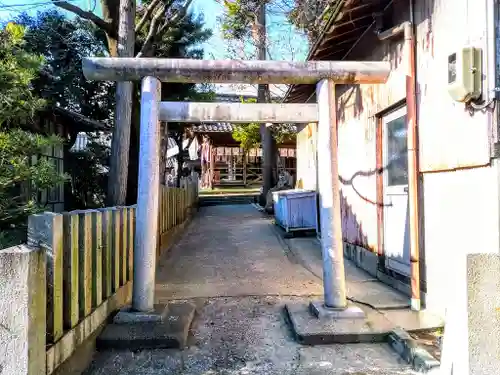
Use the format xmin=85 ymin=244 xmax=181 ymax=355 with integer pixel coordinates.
xmin=158 ymin=175 xmax=198 ymax=252
xmin=27 ymin=205 xmax=136 ymax=346
xmin=10 ymin=176 xmax=199 ymax=374
xmin=159 ymin=176 xmax=198 ymax=236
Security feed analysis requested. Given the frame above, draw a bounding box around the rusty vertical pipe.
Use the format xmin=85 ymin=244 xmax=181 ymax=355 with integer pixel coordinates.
xmin=406 ymin=6 xmax=421 ymax=311
xmin=378 ymin=13 xmax=421 ymax=310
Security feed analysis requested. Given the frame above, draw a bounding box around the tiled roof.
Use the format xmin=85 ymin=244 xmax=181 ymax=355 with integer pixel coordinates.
xmin=192 ymin=123 xmax=298 ymax=133
xmin=192 ymin=123 xmax=235 ymax=132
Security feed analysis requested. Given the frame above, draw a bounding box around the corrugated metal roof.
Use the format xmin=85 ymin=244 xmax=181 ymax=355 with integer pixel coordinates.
xmin=284 ymin=0 xmax=394 ymax=103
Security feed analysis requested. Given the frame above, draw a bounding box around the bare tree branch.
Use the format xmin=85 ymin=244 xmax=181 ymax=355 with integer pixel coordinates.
xmin=158 ymin=0 xmax=193 ymax=35
xmin=54 ymin=1 xmax=113 ymax=34
xmin=136 ymin=0 xmax=194 ymax=57
xmin=136 ymin=4 xmax=165 ymax=57
xmin=135 ymin=0 xmax=169 ymax=33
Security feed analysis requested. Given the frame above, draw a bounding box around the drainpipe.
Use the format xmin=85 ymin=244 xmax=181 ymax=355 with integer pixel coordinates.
xmin=377 ymin=1 xmax=421 ymax=311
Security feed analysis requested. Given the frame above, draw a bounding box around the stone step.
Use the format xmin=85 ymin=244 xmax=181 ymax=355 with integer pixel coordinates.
xmin=96 ymin=303 xmax=196 ymax=351
xmin=199 ymin=194 xmax=258 ymax=206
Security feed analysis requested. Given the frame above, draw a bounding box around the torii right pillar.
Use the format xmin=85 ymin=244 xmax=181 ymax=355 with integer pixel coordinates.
xmin=309 ymin=79 xmax=365 ymax=319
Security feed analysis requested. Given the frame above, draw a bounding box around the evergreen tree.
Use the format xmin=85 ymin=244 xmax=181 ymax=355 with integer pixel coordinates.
xmin=16 ymin=10 xmax=114 ymax=123
xmin=0 ymin=22 xmax=66 ymax=247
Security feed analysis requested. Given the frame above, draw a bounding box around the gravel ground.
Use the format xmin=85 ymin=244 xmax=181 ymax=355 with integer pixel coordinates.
xmin=84 ymin=205 xmax=417 ymax=375
xmin=85 ymin=296 xmax=416 ymax=375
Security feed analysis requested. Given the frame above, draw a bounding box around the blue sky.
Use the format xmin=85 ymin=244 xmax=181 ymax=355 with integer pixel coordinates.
xmin=0 ymin=0 xmax=307 ymax=60
xmin=0 ymin=0 xmax=307 ymax=95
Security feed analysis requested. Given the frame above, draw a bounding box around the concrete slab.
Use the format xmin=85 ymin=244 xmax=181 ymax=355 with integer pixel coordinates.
xmin=97 ymin=303 xmax=195 ymax=350
xmin=295 ymin=344 xmax=415 ymax=375
xmin=347 ymin=279 xmax=410 ymax=310
xmin=381 ymin=310 xmax=444 ymax=333
xmin=285 ymin=303 xmax=395 ymax=345
xmin=283 ymin=235 xmax=410 ymax=310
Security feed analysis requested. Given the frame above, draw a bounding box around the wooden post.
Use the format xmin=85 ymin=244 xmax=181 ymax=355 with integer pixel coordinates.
xmin=110 ymin=207 xmax=121 ymax=293
xmin=91 ymin=210 xmax=103 ymax=308
xmin=99 ymin=208 xmax=113 ymax=299
xmin=28 ymin=212 xmax=64 ymax=343
xmin=77 ymin=211 xmax=93 ymax=318
xmin=120 ymin=207 xmax=128 ymax=285
xmin=209 ymin=144 xmax=215 ymax=190
xmin=63 ymin=212 xmax=79 ymax=328
xmin=243 ymin=152 xmax=247 ymax=186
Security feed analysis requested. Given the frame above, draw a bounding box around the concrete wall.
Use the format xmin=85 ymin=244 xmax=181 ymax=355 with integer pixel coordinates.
xmin=296 ymin=123 xmax=318 ymax=190
xmin=320 ymin=0 xmax=499 ymax=318
xmin=0 ymin=245 xmax=46 ymax=375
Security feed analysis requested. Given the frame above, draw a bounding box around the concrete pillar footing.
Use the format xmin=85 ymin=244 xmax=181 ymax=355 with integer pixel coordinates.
xmin=309 ymin=301 xmax=366 ymax=320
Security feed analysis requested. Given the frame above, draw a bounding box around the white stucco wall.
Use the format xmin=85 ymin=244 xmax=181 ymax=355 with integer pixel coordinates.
xmin=414 ymin=0 xmax=500 ymax=318
xmin=296 ymin=123 xmax=318 ymax=191
xmin=298 ymin=0 xmax=500 ymax=319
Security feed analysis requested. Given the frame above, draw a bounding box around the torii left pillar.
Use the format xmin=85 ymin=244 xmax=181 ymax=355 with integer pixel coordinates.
xmin=133 ymin=76 xmax=161 ymax=312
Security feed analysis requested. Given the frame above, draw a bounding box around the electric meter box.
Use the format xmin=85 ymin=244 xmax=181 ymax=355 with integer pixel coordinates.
xmin=447 ymin=47 xmax=482 ymax=103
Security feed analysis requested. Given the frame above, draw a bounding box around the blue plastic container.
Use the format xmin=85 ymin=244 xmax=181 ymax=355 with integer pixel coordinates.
xmin=272 ymin=189 xmax=318 ymax=233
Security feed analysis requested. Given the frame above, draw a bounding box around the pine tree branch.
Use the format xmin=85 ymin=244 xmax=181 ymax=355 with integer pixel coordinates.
xmin=54 ymin=1 xmax=113 ymax=35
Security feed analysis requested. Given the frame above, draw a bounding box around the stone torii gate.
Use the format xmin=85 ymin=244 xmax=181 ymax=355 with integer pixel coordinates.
xmin=83 ymin=58 xmax=390 ymax=335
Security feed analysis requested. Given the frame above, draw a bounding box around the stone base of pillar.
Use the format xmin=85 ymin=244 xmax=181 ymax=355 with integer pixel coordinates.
xmin=96 ymin=302 xmax=195 ymax=350
xmin=309 ymin=301 xmax=366 ymax=319
xmin=285 ymin=302 xmax=393 ymax=346
xmin=113 ymin=304 xmax=169 ymax=324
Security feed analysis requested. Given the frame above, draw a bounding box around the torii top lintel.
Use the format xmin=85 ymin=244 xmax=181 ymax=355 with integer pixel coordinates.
xmin=82 ymin=58 xmax=391 ymax=85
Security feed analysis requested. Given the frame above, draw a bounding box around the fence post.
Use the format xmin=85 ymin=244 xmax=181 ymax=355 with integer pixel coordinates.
xmin=119 ymin=207 xmax=128 ymax=286
xmin=128 ymin=205 xmax=136 ymax=282
xmin=99 ymin=208 xmax=113 ymax=299
xmin=62 ymin=212 xmax=79 ymax=329
xmin=174 ymin=189 xmax=178 ymax=226
xmin=28 ymin=212 xmax=64 ymax=343
xmin=91 ymin=210 xmax=103 ymax=308
xmin=77 ymin=210 xmax=93 ymax=319
xmin=110 ymin=207 xmax=121 ymax=293
xmin=0 ymin=244 xmax=46 ymax=374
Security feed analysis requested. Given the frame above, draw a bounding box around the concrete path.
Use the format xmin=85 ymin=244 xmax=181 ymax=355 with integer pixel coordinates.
xmin=283 ymin=236 xmax=410 ymax=309
xmin=85 ymin=205 xmax=416 ymax=375
xmin=155 ymin=204 xmax=323 ymax=301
